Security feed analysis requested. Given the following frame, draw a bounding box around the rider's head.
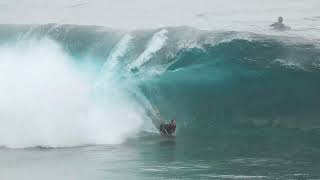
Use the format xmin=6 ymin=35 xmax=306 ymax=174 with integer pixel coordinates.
xmin=171 ymin=119 xmax=176 ymax=125
xmin=278 ymin=16 xmax=283 ymax=23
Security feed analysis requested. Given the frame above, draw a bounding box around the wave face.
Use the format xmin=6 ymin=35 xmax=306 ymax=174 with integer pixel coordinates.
xmin=0 ymin=24 xmax=320 ymax=147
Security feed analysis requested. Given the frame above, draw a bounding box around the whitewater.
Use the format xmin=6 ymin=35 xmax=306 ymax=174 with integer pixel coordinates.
xmin=0 ymin=0 xmax=320 ymax=179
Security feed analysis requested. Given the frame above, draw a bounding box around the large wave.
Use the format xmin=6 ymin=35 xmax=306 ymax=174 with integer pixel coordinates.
xmin=0 ymin=24 xmax=320 ymax=147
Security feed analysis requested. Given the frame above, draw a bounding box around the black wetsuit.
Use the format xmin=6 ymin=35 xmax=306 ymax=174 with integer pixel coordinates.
xmin=160 ymin=123 xmax=176 ymax=135
xmin=270 ymin=22 xmax=288 ymax=30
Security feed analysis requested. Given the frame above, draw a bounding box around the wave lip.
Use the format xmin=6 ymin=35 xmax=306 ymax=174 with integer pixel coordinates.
xmin=129 ymin=29 xmax=168 ymax=70
xmin=1 ymin=24 xmax=320 ymax=145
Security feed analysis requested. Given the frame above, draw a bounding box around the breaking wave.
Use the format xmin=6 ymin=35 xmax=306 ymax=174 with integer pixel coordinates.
xmin=0 ymin=24 xmax=320 ymax=147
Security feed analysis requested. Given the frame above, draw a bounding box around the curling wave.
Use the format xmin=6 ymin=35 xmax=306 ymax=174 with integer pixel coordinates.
xmin=0 ymin=24 xmax=320 ymax=147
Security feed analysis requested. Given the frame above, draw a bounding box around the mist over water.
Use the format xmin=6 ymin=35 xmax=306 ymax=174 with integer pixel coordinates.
xmin=0 ymin=39 xmax=143 ymax=148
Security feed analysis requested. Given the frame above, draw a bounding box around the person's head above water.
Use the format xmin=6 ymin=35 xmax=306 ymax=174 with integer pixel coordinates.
xmin=270 ymin=16 xmax=289 ymax=31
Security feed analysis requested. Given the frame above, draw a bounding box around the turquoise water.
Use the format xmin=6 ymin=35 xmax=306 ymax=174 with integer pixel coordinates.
xmin=0 ymin=24 xmax=320 ymax=179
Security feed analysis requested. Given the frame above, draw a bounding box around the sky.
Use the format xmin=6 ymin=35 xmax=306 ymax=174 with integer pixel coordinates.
xmin=0 ymin=0 xmax=320 ymax=38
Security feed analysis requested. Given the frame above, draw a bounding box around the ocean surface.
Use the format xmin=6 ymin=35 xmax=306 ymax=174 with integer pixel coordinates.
xmin=0 ymin=23 xmax=320 ymax=179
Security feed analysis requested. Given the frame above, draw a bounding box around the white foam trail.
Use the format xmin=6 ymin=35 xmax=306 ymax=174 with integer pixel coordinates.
xmin=129 ymin=29 xmax=168 ymax=69
xmin=0 ymin=39 xmax=142 ymax=148
xmin=101 ymin=34 xmax=133 ymax=74
xmin=203 ymin=174 xmax=267 ymax=179
xmin=273 ymin=58 xmax=307 ymax=71
xmin=94 ymin=34 xmax=134 ymax=90
xmin=95 ymin=32 xmax=160 ymax=134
